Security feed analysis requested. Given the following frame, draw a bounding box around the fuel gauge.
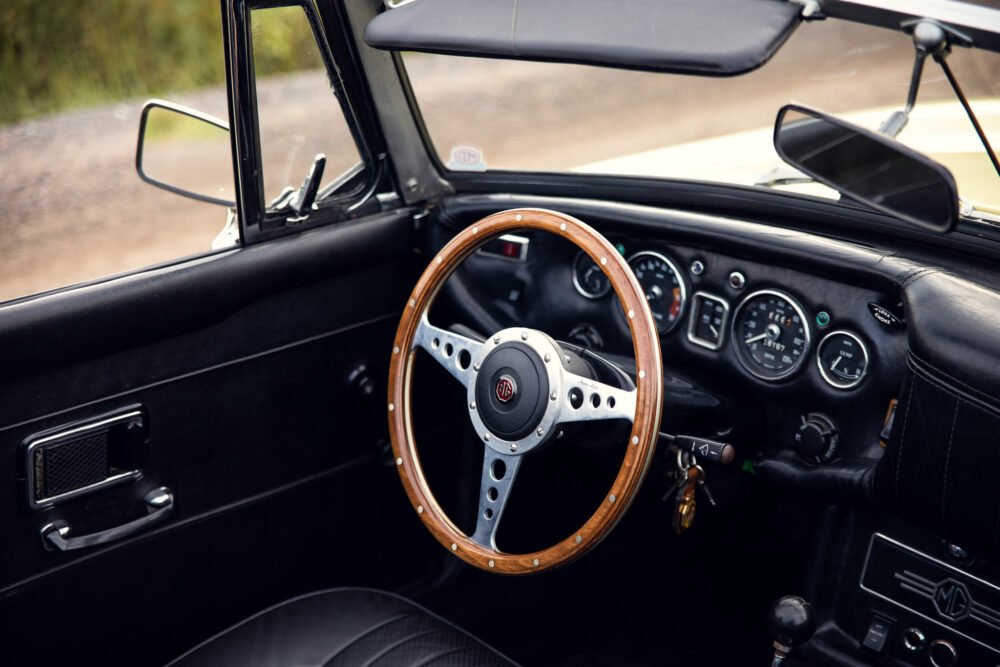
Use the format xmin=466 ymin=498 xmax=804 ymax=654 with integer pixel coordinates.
xmin=817 ymin=330 xmax=869 ymax=389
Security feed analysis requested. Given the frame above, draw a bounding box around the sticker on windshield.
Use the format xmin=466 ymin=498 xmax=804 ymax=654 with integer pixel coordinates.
xmin=447 ymin=145 xmax=487 ymax=172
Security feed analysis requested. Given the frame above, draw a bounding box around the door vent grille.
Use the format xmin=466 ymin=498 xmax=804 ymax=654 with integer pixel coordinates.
xmin=22 ymin=408 xmax=147 ymax=508
xmin=34 ymin=432 xmax=110 ymax=501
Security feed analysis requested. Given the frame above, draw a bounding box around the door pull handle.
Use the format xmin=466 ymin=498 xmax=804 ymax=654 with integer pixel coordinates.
xmin=40 ymin=487 xmax=174 ymax=551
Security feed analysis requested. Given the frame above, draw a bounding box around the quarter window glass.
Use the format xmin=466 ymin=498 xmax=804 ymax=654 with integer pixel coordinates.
xmin=251 ymin=6 xmax=363 ymax=205
xmin=0 ymin=0 xmax=235 ymax=303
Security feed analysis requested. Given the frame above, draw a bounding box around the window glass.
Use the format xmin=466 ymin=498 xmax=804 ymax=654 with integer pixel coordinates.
xmin=0 ymin=0 xmax=235 ymax=302
xmin=403 ymin=19 xmax=1000 ymax=215
xmin=251 ymin=6 xmax=363 ymax=206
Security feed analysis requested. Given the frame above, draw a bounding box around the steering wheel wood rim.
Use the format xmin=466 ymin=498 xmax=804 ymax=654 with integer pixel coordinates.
xmin=388 ymin=208 xmax=663 ymax=574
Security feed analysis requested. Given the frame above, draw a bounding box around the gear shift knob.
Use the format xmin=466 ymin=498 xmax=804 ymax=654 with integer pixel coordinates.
xmin=768 ymin=596 xmax=816 ymax=666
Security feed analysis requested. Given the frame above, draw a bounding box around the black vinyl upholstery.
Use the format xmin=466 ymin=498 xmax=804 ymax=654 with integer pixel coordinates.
xmin=365 ymin=0 xmax=801 ymax=76
xmin=166 ymin=588 xmax=518 ymax=667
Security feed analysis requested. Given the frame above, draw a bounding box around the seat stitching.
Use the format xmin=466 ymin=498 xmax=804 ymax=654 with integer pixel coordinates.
xmin=894 ymin=375 xmax=915 ymax=506
xmin=165 ymin=587 xmax=520 ymax=667
xmin=322 ymin=613 xmax=415 ymax=665
xmin=359 ymin=628 xmax=440 ymax=667
xmin=941 ymin=398 xmax=959 ymax=530
xmin=410 ymin=646 xmax=468 ymax=667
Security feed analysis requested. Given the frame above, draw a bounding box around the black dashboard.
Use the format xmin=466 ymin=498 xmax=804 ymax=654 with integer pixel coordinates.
xmin=425 ymin=192 xmax=1000 ymax=666
xmin=449 ymin=210 xmax=907 ymax=471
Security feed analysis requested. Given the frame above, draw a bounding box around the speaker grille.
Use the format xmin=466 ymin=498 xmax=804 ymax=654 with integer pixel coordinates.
xmin=33 ymin=432 xmax=110 ymax=502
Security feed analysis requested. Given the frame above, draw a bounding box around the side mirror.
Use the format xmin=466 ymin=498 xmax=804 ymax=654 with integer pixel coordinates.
xmin=774 ymin=104 xmax=959 ymax=233
xmin=136 ymin=100 xmax=236 ymax=207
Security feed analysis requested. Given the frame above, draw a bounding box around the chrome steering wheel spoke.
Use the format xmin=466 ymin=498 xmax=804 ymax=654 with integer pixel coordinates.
xmin=413 ymin=316 xmax=483 ymax=388
xmin=557 ymin=371 xmax=637 ymax=424
xmin=470 ymin=448 xmax=522 ymax=550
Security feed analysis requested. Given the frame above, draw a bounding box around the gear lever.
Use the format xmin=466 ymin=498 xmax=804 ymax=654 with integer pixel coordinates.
xmin=768 ymin=595 xmax=816 ymax=666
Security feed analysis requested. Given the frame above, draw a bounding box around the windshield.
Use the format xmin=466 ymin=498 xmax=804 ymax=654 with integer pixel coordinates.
xmin=402 ymin=18 xmax=1000 ymax=217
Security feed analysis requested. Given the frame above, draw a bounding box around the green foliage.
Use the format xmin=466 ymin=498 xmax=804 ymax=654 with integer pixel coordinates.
xmin=0 ymin=0 xmax=320 ymax=125
xmin=252 ymin=5 xmax=324 ymax=77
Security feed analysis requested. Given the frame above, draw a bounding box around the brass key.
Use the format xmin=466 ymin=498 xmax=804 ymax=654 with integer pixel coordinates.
xmin=673 ymin=464 xmax=701 ymax=534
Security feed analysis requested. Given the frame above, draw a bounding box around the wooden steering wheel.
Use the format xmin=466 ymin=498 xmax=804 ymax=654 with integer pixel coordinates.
xmin=388 ymin=209 xmax=663 ymax=574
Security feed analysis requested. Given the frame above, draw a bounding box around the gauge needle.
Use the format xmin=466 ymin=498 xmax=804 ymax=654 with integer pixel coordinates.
xmin=744 ymin=333 xmax=768 ymax=345
xmin=831 ymin=357 xmax=841 ymax=371
xmin=709 ymin=324 xmax=719 ymax=337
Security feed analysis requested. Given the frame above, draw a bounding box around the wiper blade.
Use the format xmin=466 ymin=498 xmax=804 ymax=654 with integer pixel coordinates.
xmin=960 ymin=197 xmax=1000 ymax=225
xmin=753 ymin=165 xmax=815 ymax=188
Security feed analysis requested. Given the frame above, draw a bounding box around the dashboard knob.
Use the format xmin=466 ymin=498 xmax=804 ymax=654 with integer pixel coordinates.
xmin=794 ymin=413 xmax=839 ymax=462
xmin=928 ymin=639 xmax=957 ymax=667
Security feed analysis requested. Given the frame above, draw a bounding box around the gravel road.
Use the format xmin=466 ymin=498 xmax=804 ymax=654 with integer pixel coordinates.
xmin=1 ymin=18 xmax=997 ymax=302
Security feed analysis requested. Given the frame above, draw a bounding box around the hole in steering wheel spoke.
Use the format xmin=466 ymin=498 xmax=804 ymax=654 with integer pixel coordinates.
xmin=444 ymin=342 xmax=454 ymax=357
xmin=484 ymin=508 xmax=494 ymax=520
xmin=487 ymin=487 xmax=498 ymax=502
xmin=568 ymin=387 xmax=583 ymax=409
xmin=590 ymin=393 xmax=601 ymax=409
xmin=607 ymin=396 xmax=616 ymax=409
xmin=491 ymin=459 xmax=506 ymax=481
xmin=457 ymin=349 xmax=471 ymax=370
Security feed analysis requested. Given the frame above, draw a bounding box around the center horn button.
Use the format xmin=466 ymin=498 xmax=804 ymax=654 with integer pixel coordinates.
xmin=475 ymin=343 xmax=550 ymax=441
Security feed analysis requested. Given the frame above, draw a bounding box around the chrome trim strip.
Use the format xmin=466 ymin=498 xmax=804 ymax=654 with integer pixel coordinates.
xmin=25 ymin=410 xmax=143 ymax=509
xmin=859 ymin=532 xmax=1000 ymax=656
xmin=686 ymin=291 xmax=729 ymax=351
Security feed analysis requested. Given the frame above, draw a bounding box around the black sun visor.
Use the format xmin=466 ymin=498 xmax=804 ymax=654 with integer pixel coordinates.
xmin=364 ymin=0 xmax=803 ymax=76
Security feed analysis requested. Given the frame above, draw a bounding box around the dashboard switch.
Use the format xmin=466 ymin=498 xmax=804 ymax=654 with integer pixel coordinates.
xmin=794 ymin=413 xmax=839 ymax=463
xmin=861 ymin=615 xmax=893 ymax=654
xmin=928 ymin=639 xmax=957 ymax=667
xmin=902 ymin=627 xmax=926 ymax=652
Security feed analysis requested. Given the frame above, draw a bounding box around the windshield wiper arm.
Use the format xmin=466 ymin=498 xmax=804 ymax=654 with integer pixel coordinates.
xmin=936 ymin=55 xmax=1000 ymax=182
xmin=753 ymin=165 xmax=816 ymax=188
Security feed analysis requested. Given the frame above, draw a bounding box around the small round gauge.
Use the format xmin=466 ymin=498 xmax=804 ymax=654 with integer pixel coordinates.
xmin=817 ymin=330 xmax=869 ymax=389
xmin=572 ymin=252 xmax=611 ymax=299
xmin=732 ymin=290 xmax=811 ymax=381
xmin=628 ymin=251 xmax=686 ymax=334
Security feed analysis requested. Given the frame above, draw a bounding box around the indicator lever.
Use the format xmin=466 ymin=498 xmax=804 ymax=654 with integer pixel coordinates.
xmin=659 ymin=432 xmax=735 ymax=464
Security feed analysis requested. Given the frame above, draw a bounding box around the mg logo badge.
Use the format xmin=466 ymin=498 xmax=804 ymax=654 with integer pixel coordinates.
xmin=933 ymin=579 xmax=972 ymax=621
xmin=495 ymin=375 xmax=517 ymax=403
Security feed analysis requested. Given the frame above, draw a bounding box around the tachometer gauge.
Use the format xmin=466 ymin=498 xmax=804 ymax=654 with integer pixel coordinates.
xmin=628 ymin=251 xmax=686 ymax=334
xmin=817 ymin=330 xmax=869 ymax=389
xmin=572 ymin=252 xmax=611 ymax=298
xmin=732 ymin=290 xmax=810 ymax=381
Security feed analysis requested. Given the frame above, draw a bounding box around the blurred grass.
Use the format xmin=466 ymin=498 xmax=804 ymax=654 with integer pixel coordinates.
xmin=143 ymin=106 xmax=229 ymax=143
xmin=0 ymin=0 xmax=317 ymax=125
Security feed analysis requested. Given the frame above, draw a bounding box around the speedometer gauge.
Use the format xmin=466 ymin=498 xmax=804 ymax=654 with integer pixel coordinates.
xmin=628 ymin=251 xmax=686 ymax=334
xmin=732 ymin=290 xmax=810 ymax=381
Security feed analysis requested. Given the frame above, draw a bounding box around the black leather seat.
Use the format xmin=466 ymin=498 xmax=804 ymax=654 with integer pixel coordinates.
xmin=166 ymin=588 xmax=518 ymax=667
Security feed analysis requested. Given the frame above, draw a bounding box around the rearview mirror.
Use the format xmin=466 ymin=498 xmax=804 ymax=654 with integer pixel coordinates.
xmin=136 ymin=100 xmax=236 ymax=207
xmin=774 ymin=104 xmax=959 ymax=233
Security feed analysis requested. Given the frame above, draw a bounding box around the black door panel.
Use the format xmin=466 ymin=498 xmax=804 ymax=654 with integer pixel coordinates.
xmin=0 ymin=209 xmax=437 ymax=665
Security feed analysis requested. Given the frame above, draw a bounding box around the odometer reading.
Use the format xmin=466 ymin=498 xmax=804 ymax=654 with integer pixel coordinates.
xmin=732 ymin=290 xmax=810 ymax=380
xmin=628 ymin=251 xmax=686 ymax=334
